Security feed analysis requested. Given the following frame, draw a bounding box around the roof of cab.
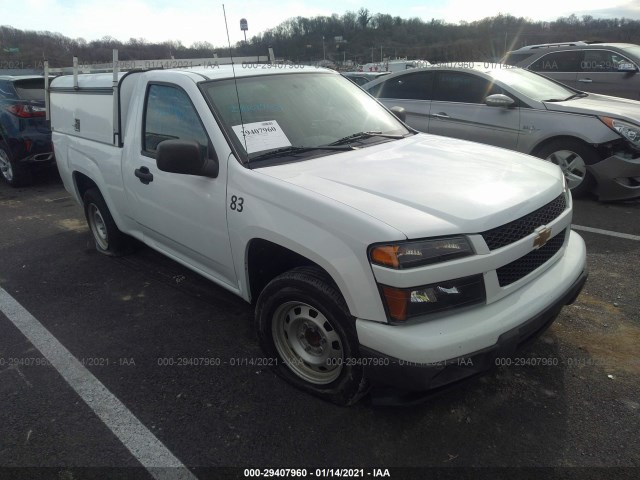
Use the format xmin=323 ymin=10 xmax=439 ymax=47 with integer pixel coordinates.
xmin=182 ymin=64 xmax=335 ymax=80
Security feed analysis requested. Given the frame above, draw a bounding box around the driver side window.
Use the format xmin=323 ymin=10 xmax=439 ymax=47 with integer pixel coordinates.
xmin=143 ymin=84 xmax=209 ymax=156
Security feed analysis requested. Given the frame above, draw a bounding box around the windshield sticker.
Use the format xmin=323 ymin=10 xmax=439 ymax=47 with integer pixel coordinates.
xmin=232 ymin=120 xmax=291 ymax=154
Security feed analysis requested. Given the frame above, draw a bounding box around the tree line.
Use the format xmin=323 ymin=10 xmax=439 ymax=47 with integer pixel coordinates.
xmin=2 ymin=9 xmax=640 ymax=69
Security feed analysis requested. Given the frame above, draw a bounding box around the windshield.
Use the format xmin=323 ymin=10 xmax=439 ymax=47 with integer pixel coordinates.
xmin=487 ymin=67 xmax=576 ymax=102
xmin=201 ymin=72 xmax=409 ymax=163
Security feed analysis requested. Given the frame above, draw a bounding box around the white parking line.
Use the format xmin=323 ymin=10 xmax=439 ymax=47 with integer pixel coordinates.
xmin=0 ymin=287 xmax=197 ymax=480
xmin=572 ymin=224 xmax=640 ymax=241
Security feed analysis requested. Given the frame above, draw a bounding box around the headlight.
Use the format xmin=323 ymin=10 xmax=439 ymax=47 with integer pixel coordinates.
xmin=600 ymin=116 xmax=640 ymax=147
xmin=380 ymin=274 xmax=486 ymax=322
xmin=369 ymin=236 xmax=473 ymax=269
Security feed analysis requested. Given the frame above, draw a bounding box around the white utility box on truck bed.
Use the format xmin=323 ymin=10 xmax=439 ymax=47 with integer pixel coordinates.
xmin=49 ymin=62 xmax=587 ymax=404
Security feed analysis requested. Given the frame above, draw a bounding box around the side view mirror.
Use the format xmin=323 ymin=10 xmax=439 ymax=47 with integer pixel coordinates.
xmin=485 ymin=94 xmax=515 ymax=107
xmin=390 ymin=106 xmax=407 ymax=122
xmin=156 ymin=139 xmax=219 ymax=178
xmin=618 ymin=63 xmax=637 ymax=73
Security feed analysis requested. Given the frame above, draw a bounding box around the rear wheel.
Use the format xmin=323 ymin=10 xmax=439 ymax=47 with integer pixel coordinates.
xmin=0 ymin=145 xmax=32 ymax=187
xmin=83 ymin=188 xmax=129 ymax=256
xmin=535 ymin=139 xmax=599 ymax=196
xmin=256 ymin=266 xmax=369 ymax=405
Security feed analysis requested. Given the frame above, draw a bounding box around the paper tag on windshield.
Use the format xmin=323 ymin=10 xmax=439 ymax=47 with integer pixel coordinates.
xmin=232 ymin=120 xmax=291 ymax=154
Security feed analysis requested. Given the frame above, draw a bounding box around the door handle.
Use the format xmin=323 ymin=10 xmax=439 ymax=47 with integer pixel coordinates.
xmin=134 ymin=166 xmax=154 ymax=185
xmin=432 ymin=112 xmax=450 ymax=119
xmin=578 ymin=78 xmax=593 ymax=83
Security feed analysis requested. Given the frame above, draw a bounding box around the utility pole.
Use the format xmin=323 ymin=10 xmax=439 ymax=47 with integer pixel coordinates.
xmin=322 ymin=36 xmax=325 ymax=61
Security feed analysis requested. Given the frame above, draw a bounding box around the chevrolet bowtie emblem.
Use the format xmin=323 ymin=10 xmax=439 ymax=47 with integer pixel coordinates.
xmin=533 ymin=227 xmax=552 ymax=248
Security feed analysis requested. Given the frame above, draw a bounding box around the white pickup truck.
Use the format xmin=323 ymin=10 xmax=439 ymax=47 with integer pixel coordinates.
xmin=49 ymin=64 xmax=587 ymax=405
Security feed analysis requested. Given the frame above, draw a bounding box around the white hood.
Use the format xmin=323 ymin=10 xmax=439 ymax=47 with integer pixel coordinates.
xmin=257 ymin=134 xmax=564 ymax=238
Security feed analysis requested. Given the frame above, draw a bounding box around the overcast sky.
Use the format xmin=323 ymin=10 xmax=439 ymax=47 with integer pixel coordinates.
xmin=1 ymin=0 xmax=640 ymax=47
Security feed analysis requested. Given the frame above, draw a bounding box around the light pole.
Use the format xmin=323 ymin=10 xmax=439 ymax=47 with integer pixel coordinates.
xmin=240 ymin=18 xmax=248 ymax=44
xmin=322 ymin=36 xmax=325 ymax=61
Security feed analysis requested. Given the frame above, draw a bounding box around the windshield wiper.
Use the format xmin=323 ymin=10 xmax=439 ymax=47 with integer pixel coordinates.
xmin=328 ymin=131 xmax=405 ymax=146
xmin=249 ymin=145 xmax=355 ymax=162
xmin=544 ymin=92 xmax=588 ymax=102
xmin=563 ymin=92 xmax=588 ymax=101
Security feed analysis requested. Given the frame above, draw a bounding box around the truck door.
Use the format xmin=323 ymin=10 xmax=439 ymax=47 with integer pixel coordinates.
xmin=123 ymin=77 xmax=237 ymax=289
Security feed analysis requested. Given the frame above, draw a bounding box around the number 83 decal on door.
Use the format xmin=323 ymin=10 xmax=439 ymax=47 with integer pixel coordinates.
xmin=230 ymin=195 xmax=244 ymax=212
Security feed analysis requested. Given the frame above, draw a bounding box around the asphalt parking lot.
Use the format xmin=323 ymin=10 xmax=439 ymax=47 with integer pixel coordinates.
xmin=0 ymin=170 xmax=638 ymax=480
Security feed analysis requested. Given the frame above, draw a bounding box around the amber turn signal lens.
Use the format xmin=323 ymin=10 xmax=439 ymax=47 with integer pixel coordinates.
xmin=371 ymin=245 xmax=400 ymax=268
xmin=600 ymin=116 xmax=615 ymax=129
xmin=381 ymin=286 xmax=409 ymax=321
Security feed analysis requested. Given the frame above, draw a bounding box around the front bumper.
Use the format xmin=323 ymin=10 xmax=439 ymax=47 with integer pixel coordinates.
xmin=356 ymin=230 xmax=587 ymax=395
xmin=361 ymin=269 xmax=586 ymax=395
xmin=589 ymin=154 xmax=640 ymax=201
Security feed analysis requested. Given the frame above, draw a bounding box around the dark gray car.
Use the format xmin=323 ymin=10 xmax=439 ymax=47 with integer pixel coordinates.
xmin=363 ymin=63 xmax=640 ymax=201
xmin=341 ymin=71 xmax=391 ymax=86
xmin=502 ymin=42 xmax=640 ymax=101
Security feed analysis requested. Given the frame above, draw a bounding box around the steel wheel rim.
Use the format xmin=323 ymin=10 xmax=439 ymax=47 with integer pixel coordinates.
xmin=0 ymin=150 xmax=13 ymax=182
xmin=88 ymin=204 xmax=109 ymax=250
xmin=545 ymin=150 xmax=587 ymax=189
xmin=272 ymin=301 xmax=343 ymax=385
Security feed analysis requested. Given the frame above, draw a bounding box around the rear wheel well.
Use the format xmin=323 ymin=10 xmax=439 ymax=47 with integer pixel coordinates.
xmin=247 ymin=239 xmax=335 ymax=304
xmin=73 ymin=172 xmax=99 ymax=201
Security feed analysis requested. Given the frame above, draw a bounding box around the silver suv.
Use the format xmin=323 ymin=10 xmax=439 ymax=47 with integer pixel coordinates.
xmin=502 ymin=42 xmax=640 ymax=100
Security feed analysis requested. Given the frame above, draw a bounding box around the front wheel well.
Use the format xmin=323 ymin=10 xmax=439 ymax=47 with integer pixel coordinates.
xmin=247 ymin=239 xmax=337 ymax=304
xmin=530 ymin=136 xmax=598 ymax=158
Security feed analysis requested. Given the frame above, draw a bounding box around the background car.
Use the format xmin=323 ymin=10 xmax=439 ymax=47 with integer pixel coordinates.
xmin=363 ymin=63 xmax=640 ymax=200
xmin=341 ymin=71 xmax=391 ymax=86
xmin=0 ymin=75 xmax=55 ymax=187
xmin=502 ymin=41 xmax=640 ymax=100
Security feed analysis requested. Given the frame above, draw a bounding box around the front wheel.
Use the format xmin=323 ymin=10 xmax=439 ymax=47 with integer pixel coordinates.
xmin=535 ymin=139 xmax=600 ymax=197
xmin=256 ymin=266 xmax=369 ymax=405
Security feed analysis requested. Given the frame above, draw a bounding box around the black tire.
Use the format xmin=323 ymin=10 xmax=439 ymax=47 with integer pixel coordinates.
xmin=256 ymin=266 xmax=369 ymax=405
xmin=534 ymin=139 xmax=600 ymax=197
xmin=83 ymin=188 xmax=129 ymax=256
xmin=0 ymin=145 xmax=32 ymax=187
